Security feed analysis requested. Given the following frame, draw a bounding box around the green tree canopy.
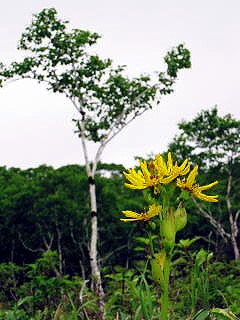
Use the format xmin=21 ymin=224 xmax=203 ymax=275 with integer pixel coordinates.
xmin=169 ymin=107 xmax=240 ymax=169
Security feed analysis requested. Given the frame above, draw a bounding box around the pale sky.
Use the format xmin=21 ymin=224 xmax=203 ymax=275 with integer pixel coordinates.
xmin=0 ymin=0 xmax=240 ymax=169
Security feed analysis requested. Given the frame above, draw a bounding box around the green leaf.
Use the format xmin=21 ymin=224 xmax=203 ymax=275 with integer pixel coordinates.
xmin=192 ymin=309 xmax=210 ymax=320
xmin=211 ymin=308 xmax=240 ymax=320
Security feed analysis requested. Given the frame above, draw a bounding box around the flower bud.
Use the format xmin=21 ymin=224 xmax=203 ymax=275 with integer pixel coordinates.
xmin=160 ymin=209 xmax=176 ymax=249
xmin=174 ymin=207 xmax=187 ymax=232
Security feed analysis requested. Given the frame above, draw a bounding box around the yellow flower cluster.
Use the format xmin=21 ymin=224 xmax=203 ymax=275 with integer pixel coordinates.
xmin=123 ymin=152 xmax=218 ymax=202
xmin=123 ymin=152 xmax=189 ymax=194
xmin=121 ymin=152 xmax=218 ymax=222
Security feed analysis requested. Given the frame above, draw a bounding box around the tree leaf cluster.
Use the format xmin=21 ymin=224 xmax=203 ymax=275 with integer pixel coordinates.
xmin=169 ymin=107 xmax=240 ymax=169
xmin=0 ymin=8 xmax=191 ymax=142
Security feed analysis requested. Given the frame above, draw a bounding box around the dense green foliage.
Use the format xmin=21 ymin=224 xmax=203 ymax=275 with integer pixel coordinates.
xmin=0 ymin=250 xmax=239 ymax=319
xmin=0 ymin=163 xmax=146 ymax=275
xmin=0 ymin=153 xmax=239 ymax=318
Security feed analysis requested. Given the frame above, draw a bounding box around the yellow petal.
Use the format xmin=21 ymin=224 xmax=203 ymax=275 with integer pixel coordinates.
xmin=198 ymin=181 xmax=219 ymax=191
xmin=187 ymin=165 xmax=198 ymax=186
xmin=179 ymin=160 xmax=190 ymax=175
xmin=124 ymin=183 xmax=146 ymax=190
xmin=121 ymin=210 xmax=142 ymax=219
xmin=148 ymin=204 xmax=161 ymax=218
xmin=155 ymin=154 xmax=168 ymax=176
xmin=193 ymin=191 xmax=219 ymax=202
xmin=120 ymin=218 xmax=141 ymax=222
xmin=167 ymin=152 xmax=173 ymax=172
xmin=140 ymin=161 xmax=151 ymax=184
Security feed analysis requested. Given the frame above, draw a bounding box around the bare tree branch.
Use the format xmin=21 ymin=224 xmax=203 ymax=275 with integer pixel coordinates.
xmin=191 ymin=197 xmax=230 ymax=242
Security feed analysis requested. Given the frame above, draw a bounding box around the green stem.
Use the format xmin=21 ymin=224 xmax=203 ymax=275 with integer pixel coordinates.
xmin=160 ymin=257 xmax=171 ymax=320
xmin=147 ymin=229 xmax=155 ymax=257
xmin=161 ymin=287 xmax=169 ymax=320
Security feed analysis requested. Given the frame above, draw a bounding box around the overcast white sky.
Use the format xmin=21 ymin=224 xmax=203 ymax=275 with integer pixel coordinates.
xmin=0 ymin=0 xmax=240 ymax=169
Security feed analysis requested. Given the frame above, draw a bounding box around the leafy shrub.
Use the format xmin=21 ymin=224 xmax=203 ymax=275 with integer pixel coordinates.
xmin=104 ymin=266 xmax=160 ymax=319
xmin=0 ymin=262 xmax=23 ymax=303
xmin=172 ymin=258 xmax=240 ymax=319
xmin=0 ymin=251 xmax=98 ymax=319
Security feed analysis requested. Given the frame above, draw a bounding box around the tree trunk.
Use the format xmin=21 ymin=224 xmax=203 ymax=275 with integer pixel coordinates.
xmin=77 ymin=111 xmax=105 ymax=315
xmin=55 ymin=219 xmax=63 ymax=275
xmin=88 ymin=175 xmax=105 ymax=315
xmin=230 ymin=228 xmax=240 ymax=260
xmin=226 ymin=174 xmax=240 ymax=260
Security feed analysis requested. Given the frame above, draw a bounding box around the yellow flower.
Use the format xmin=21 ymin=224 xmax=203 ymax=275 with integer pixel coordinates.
xmin=154 ymin=153 xmax=190 ymax=184
xmin=176 ymin=165 xmax=219 ymax=202
xmin=123 ymin=160 xmax=159 ymax=191
xmin=120 ymin=204 xmax=161 ymax=222
xmin=123 ymin=152 xmax=190 ymax=192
